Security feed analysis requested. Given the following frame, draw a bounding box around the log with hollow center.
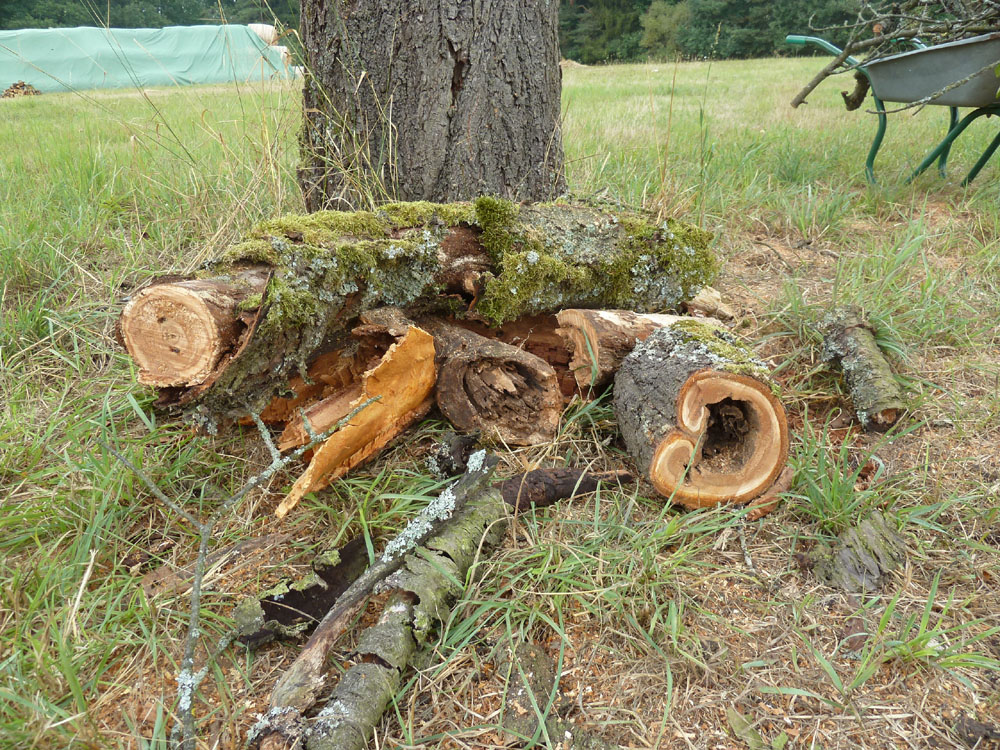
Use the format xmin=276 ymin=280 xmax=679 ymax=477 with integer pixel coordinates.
xmin=614 ymin=322 xmax=789 ymax=509
xmin=417 ymin=317 xmax=561 ymax=445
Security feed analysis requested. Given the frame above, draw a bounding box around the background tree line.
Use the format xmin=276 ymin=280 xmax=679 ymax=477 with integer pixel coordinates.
xmin=0 ymin=0 xmax=298 ymax=32
xmin=561 ymin=0 xmax=859 ymax=62
xmin=1 ymin=0 xmax=856 ymax=62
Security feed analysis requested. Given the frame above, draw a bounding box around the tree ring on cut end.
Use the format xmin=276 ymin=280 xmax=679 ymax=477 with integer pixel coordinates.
xmin=650 ymin=371 xmax=788 ymax=508
xmin=121 ymin=285 xmax=226 ymax=387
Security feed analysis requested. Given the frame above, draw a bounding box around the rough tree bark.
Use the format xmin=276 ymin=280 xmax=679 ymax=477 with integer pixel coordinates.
xmin=298 ymin=0 xmax=565 ymax=210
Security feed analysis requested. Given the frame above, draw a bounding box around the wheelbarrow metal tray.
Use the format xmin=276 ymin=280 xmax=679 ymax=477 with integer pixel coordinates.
xmin=866 ymin=32 xmax=1000 ymax=108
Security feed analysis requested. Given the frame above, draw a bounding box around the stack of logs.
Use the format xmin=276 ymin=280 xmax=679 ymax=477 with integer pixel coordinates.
xmin=118 ymin=198 xmax=791 ymax=514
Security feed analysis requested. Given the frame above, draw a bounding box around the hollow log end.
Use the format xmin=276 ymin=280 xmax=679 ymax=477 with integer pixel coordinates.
xmin=121 ymin=284 xmax=230 ymax=387
xmin=650 ymin=371 xmax=789 ymax=509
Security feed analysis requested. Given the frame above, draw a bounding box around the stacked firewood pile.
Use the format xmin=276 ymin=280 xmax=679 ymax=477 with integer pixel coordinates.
xmin=118 ymin=198 xmax=795 ymax=515
xmin=2 ymin=81 xmax=42 ymax=98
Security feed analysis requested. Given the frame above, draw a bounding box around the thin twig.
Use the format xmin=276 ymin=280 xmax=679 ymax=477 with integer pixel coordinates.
xmin=104 ymin=396 xmax=379 ymax=749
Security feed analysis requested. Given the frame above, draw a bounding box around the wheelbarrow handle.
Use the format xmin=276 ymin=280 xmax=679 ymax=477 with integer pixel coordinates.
xmin=784 ymin=34 xmax=848 ymax=59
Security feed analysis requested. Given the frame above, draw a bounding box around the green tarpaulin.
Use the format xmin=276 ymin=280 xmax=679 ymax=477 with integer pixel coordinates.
xmin=0 ymin=25 xmax=291 ymax=93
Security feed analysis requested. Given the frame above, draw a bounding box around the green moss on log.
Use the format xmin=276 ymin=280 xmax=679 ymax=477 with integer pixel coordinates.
xmin=473 ymin=199 xmax=717 ymax=326
xmin=170 ymin=200 xmax=715 ymax=422
xmin=664 ymin=319 xmax=774 ymax=385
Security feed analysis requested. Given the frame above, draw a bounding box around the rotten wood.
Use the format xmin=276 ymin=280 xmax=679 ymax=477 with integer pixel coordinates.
xmin=417 ymin=316 xmax=562 ymax=445
xmin=811 ymin=511 xmax=905 ymax=592
xmin=614 ymin=321 xmax=789 ymax=509
xmin=822 ymin=308 xmax=905 ymax=432
xmin=500 ymin=468 xmax=633 ymax=510
xmin=275 ymin=310 xmax=437 ymax=518
xmin=555 ymin=308 xmax=719 ymax=391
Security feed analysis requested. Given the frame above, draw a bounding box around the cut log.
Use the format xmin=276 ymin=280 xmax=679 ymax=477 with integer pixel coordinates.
xmin=555 ymin=309 xmax=720 ymax=391
xmin=613 ymin=321 xmax=789 ymax=509
xmin=821 ymin=308 xmax=905 ymax=432
xmin=120 ymin=269 xmax=269 ymax=387
xmin=275 ymin=310 xmax=437 ymax=518
xmin=417 ymin=317 xmax=561 ymax=445
xmin=117 ymin=199 xmax=716 ymax=425
xmin=451 ymin=314 xmax=578 ymax=400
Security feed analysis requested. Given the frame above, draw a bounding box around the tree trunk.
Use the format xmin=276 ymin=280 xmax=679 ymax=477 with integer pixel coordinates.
xmin=417 ymin=317 xmax=561 ymax=445
xmin=613 ymin=321 xmax=789 ymax=509
xmin=117 ymin=200 xmax=715 ymax=426
xmin=298 ymin=0 xmax=565 ymax=211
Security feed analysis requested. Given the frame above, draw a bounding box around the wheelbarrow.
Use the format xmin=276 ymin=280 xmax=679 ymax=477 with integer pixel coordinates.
xmin=785 ymin=32 xmax=1000 ymax=185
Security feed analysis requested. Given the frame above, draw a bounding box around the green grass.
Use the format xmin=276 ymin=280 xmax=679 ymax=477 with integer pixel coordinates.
xmin=2 ymin=56 xmax=1000 ymax=748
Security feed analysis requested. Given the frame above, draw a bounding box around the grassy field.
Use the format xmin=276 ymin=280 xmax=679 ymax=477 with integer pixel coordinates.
xmin=2 ymin=56 xmax=999 ymax=749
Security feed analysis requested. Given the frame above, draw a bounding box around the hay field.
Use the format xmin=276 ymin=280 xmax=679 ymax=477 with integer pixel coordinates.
xmin=2 ymin=57 xmax=999 ymax=748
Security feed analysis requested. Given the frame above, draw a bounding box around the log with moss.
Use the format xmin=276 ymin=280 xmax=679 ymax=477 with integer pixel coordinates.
xmin=118 ymin=198 xmax=716 ymax=427
xmin=613 ymin=321 xmax=789 ymax=509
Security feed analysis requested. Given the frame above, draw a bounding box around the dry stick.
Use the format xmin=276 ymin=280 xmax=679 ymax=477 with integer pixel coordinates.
xmin=103 ymin=396 xmax=378 ymax=750
xmin=263 ymin=452 xmax=498 ymax=720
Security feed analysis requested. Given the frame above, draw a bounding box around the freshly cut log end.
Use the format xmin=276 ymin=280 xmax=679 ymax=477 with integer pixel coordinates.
xmin=120 ymin=270 xmax=268 ymax=388
xmin=614 ymin=322 xmax=789 ymax=509
xmin=418 ymin=318 xmax=561 ymax=445
xmin=555 ymin=308 xmax=720 ymax=391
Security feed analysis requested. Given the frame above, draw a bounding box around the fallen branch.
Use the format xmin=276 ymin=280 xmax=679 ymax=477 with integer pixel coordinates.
xmin=821 ymin=308 xmax=905 ymax=432
xmin=253 ymin=452 xmax=499 ymax=749
xmin=249 ymin=452 xmax=628 ymax=749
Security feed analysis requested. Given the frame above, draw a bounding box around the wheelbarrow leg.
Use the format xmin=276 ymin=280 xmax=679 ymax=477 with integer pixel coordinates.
xmin=962 ymin=125 xmax=1000 ymax=186
xmin=937 ymin=107 xmax=959 ymax=177
xmin=907 ymin=107 xmax=991 ymax=183
xmin=865 ymin=94 xmax=887 ymax=184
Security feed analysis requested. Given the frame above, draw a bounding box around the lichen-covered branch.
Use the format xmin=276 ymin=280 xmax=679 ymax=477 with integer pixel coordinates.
xmin=821 ymin=308 xmax=905 ymax=431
